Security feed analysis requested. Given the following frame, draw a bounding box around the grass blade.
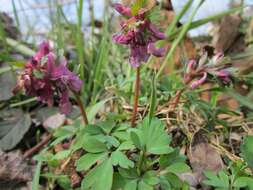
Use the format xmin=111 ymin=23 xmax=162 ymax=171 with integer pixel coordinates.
xmin=32 ymin=161 xmax=42 ymax=190
xmin=156 ymin=0 xmax=205 ymax=79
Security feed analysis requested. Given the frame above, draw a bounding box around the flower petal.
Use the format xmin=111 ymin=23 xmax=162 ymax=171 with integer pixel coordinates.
xmin=212 ymin=52 xmax=224 ymax=65
xmin=148 ymin=23 xmax=166 ymax=40
xmin=113 ymin=3 xmax=132 ymax=17
xmin=112 ymin=33 xmax=132 ymax=44
xmin=191 ymin=72 xmax=207 ymax=89
xmin=34 ymin=41 xmax=51 ymax=62
xmin=147 ymin=43 xmax=165 ymax=57
xmin=130 ymin=45 xmax=149 ymax=67
xmin=186 ymin=60 xmax=197 ymax=73
xmin=216 ymin=70 xmax=230 ymax=83
xmin=68 ymin=74 xmax=83 ymax=92
xmin=59 ymin=91 xmax=72 ymax=114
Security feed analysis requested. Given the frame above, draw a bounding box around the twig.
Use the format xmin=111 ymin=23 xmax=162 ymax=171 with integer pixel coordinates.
xmin=23 ymin=133 xmax=52 ymax=158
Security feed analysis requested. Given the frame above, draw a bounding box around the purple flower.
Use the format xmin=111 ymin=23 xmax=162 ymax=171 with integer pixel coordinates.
xmin=13 ymin=41 xmax=82 ymax=114
xmin=184 ymin=52 xmax=231 ymax=89
xmin=112 ymin=3 xmax=166 ymax=67
xmin=113 ymin=3 xmax=132 ymax=18
xmin=190 ymin=72 xmax=207 ymax=89
xmin=215 ymin=70 xmax=230 ymax=84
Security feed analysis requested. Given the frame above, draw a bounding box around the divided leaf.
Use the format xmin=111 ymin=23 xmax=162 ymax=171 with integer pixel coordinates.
xmin=76 ymin=152 xmax=108 ymax=171
xmin=131 ymin=118 xmax=173 ymax=155
xmin=81 ymin=158 xmax=113 ymax=190
xmin=111 ymin=150 xmax=134 ymax=169
xmin=82 ymin=136 xmax=108 ymax=153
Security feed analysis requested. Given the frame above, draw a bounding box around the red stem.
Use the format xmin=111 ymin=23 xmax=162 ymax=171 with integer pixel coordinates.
xmin=172 ymin=77 xmax=193 ymax=110
xmin=131 ymin=67 xmax=141 ymax=128
xmin=74 ymin=93 xmax=89 ymax=125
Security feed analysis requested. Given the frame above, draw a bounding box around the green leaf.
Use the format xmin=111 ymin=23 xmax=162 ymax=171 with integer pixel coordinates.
xmin=113 ymin=131 xmax=130 ymax=141
xmin=112 ymin=172 xmax=127 ymax=190
xmin=131 ymin=0 xmax=147 ymax=16
xmin=138 ymin=180 xmax=154 ymax=190
xmin=81 ymin=158 xmax=113 ymax=190
xmin=119 ymin=168 xmax=139 ymax=179
xmin=76 ymin=152 xmax=108 ymax=171
xmin=164 ymin=173 xmax=183 ymax=189
xmin=56 ymin=175 xmax=72 ymax=190
xmin=234 ymin=177 xmax=250 ymax=188
xmin=111 ymin=151 xmax=134 ymax=169
xmin=146 ymin=5 xmax=161 ymax=25
xmin=0 ymin=109 xmax=31 ymax=151
xmin=241 ymin=136 xmax=253 ymax=170
xmin=130 ymin=129 xmax=144 ymax=150
xmin=87 ymin=99 xmax=111 ymax=122
xmin=143 ymin=171 xmax=160 ymax=186
xmin=130 ymin=118 xmax=173 ymax=154
xmin=53 ymin=125 xmax=77 ymax=138
xmin=84 ymin=124 xmax=104 ymax=135
xmin=97 ymin=120 xmax=116 ymax=134
xmin=159 ymin=149 xmax=186 ymax=169
xmin=124 ymin=180 xmax=138 ymax=190
xmin=142 ymin=118 xmax=173 ymax=154
xmin=104 ymin=135 xmax=120 ymax=148
xmin=165 ymin=162 xmax=190 ymax=174
xmin=117 ymin=141 xmax=135 ymax=151
xmin=53 ymin=150 xmax=71 ymax=160
xmin=218 ymin=171 xmax=230 ymax=188
xmin=82 ymin=136 xmax=108 ymax=153
xmin=203 ymin=171 xmax=229 ymax=188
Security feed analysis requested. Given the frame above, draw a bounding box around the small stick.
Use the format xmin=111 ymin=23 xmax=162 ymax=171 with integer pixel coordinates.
xmin=24 ymin=133 xmax=52 ymax=158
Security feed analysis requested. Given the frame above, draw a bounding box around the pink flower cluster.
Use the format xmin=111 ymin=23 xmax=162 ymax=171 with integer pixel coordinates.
xmin=13 ymin=41 xmax=82 ymax=114
xmin=112 ymin=3 xmax=166 ymax=67
xmin=184 ymin=52 xmax=231 ymax=89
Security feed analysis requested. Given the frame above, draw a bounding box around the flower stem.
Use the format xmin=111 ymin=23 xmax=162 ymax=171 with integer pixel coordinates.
xmin=172 ymin=77 xmax=193 ymax=110
xmin=131 ymin=67 xmax=141 ymax=128
xmin=74 ymin=92 xmax=89 ymax=125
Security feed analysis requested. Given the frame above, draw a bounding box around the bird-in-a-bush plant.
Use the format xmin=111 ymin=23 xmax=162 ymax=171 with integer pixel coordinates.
xmin=35 ymin=117 xmax=190 ymax=190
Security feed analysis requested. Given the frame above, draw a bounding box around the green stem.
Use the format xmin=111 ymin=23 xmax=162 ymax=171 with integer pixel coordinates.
xmin=137 ymin=151 xmax=145 ymax=175
xmin=131 ymin=67 xmax=141 ymax=128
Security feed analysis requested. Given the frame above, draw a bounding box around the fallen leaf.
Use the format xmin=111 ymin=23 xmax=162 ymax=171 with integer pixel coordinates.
xmin=188 ymin=130 xmax=224 ymax=184
xmin=212 ymin=14 xmax=242 ymax=52
xmin=0 ymin=63 xmax=16 ymax=101
xmin=0 ymin=109 xmax=31 ymax=151
xmin=0 ymin=150 xmax=34 ymax=189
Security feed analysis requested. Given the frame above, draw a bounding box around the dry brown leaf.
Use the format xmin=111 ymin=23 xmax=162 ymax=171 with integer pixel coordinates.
xmin=0 ymin=151 xmax=34 ymax=190
xmin=188 ymin=130 xmax=224 ymax=184
xmin=212 ymin=14 xmax=242 ymax=52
